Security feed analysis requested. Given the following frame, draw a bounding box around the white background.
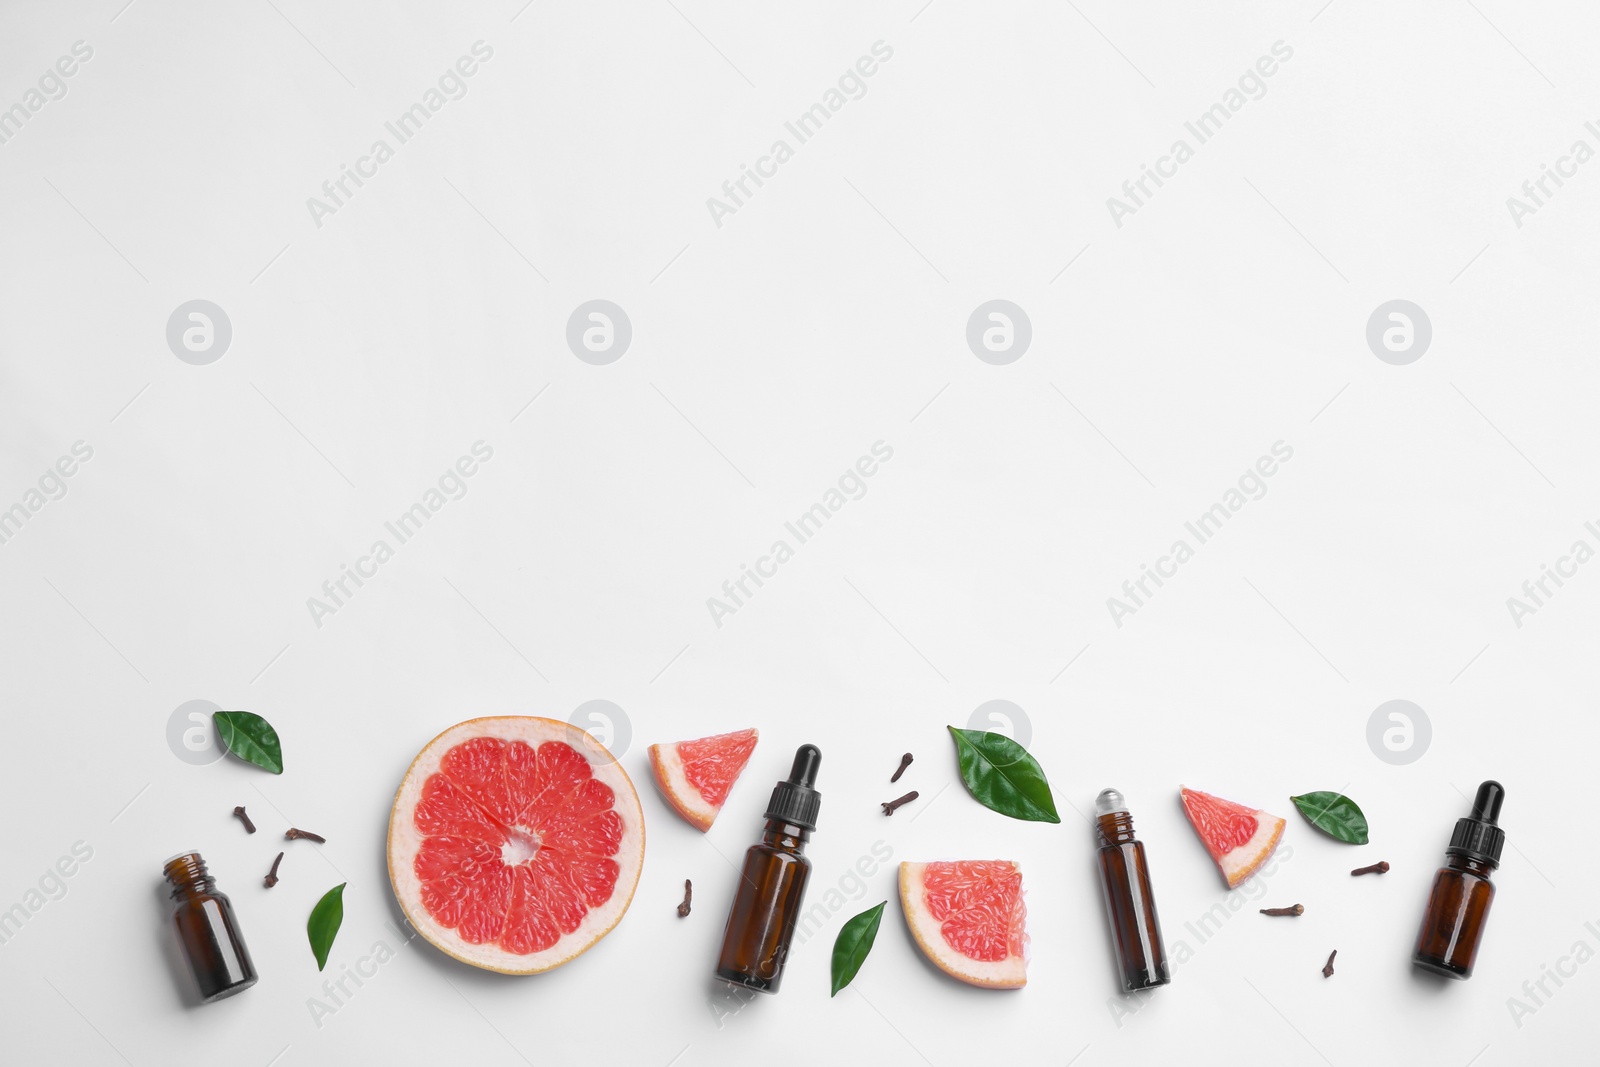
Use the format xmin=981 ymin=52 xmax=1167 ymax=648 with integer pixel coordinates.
xmin=2 ymin=2 xmax=1598 ymax=1065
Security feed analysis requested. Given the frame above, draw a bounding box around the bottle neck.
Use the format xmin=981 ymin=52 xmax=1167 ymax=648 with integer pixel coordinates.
xmin=164 ymin=852 xmax=217 ymax=899
xmin=760 ymin=820 xmax=810 ymax=852
xmin=1445 ymin=852 xmax=1496 ymax=878
xmin=1096 ymin=811 xmax=1136 ymax=846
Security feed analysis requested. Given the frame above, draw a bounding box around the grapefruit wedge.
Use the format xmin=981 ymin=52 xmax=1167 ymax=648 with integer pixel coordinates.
xmin=1180 ymin=786 xmax=1285 ymax=888
xmin=899 ymin=861 xmax=1027 ymax=989
xmin=387 ymin=717 xmax=644 ymax=974
xmin=648 ymin=728 xmax=758 ymax=831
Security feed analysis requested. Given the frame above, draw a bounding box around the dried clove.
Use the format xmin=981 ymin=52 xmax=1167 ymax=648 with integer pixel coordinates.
xmin=264 ymin=851 xmax=284 ymax=889
xmin=881 ymin=790 xmax=919 ymax=816
xmin=890 ymin=753 xmax=913 ymax=783
xmin=677 ymin=879 xmax=692 ymax=918
xmin=1351 ymin=861 xmax=1390 ymax=877
xmin=1260 ymin=904 xmax=1304 ymax=917
xmin=1322 ymin=950 xmax=1337 ymax=978
xmin=231 ymin=806 xmax=256 ymax=834
xmin=285 ymin=827 xmax=326 ymax=843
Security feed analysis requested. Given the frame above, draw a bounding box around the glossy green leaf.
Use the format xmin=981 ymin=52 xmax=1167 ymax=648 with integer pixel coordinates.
xmin=307 ymin=883 xmax=346 ymax=971
xmin=831 ymin=901 xmax=886 ymax=996
xmin=1290 ymin=791 xmax=1369 ymax=845
xmin=947 ymin=726 xmax=1060 ymax=823
xmin=213 ymin=711 xmax=283 ymax=774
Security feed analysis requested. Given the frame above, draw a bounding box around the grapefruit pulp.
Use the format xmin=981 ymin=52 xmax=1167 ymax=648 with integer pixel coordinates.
xmin=1180 ymin=786 xmax=1285 ymax=888
xmin=387 ymin=717 xmax=644 ymax=974
xmin=899 ymin=860 xmax=1027 ymax=988
xmin=648 ymin=728 xmax=758 ymax=831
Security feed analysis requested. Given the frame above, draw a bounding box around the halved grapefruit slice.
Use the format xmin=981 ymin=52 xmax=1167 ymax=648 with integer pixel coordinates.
xmin=899 ymin=860 xmax=1027 ymax=989
xmin=648 ymin=728 xmax=758 ymax=831
xmin=1180 ymin=786 xmax=1285 ymax=888
xmin=387 ymin=717 xmax=644 ymax=974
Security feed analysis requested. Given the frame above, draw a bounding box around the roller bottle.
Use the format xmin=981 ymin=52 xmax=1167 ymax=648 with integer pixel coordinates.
xmin=164 ymin=851 xmax=258 ymax=1002
xmin=1413 ymin=780 xmax=1505 ymax=980
xmin=1094 ymin=788 xmax=1171 ymax=992
xmin=715 ymin=745 xmax=821 ymax=994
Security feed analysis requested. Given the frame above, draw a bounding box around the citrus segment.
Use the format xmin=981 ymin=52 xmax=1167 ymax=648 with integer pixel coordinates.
xmin=899 ymin=860 xmax=1028 ymax=988
xmin=388 ymin=717 xmax=644 ymax=974
xmin=1180 ymin=786 xmax=1285 ymax=888
xmin=648 ymin=728 xmax=758 ymax=831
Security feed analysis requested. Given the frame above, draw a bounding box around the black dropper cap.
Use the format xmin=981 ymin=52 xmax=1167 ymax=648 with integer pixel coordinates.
xmin=1446 ymin=780 xmax=1505 ymax=868
xmin=763 ymin=744 xmax=822 ymax=831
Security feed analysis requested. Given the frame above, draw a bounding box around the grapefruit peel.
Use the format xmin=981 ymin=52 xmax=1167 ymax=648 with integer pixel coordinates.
xmin=387 ymin=716 xmax=645 ymax=975
xmin=899 ymin=860 xmax=1028 ymax=989
xmin=648 ymin=728 xmax=758 ymax=832
xmin=1180 ymin=786 xmax=1285 ymax=888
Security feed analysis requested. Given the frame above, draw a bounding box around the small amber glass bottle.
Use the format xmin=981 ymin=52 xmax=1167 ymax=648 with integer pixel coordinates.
xmin=164 ymin=851 xmax=258 ymax=1002
xmin=1413 ymin=781 xmax=1505 ymax=980
xmin=715 ymin=744 xmax=821 ymax=994
xmin=1094 ymin=788 xmax=1171 ymax=992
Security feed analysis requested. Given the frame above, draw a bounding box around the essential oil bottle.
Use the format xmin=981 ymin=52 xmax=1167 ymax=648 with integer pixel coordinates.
xmin=164 ymin=852 xmax=258 ymax=1002
xmin=715 ymin=744 xmax=821 ymax=994
xmin=1094 ymin=788 xmax=1171 ymax=992
xmin=1413 ymin=781 xmax=1505 ymax=980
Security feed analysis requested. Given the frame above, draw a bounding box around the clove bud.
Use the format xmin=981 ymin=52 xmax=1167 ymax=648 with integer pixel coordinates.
xmin=890 ymin=753 xmax=913 ymax=783
xmin=881 ymin=790 xmax=919 ymax=816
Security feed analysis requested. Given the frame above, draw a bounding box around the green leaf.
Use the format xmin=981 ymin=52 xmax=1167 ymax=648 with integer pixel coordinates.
xmin=213 ymin=711 xmax=283 ymax=774
xmin=1290 ymin=791 xmax=1369 ymax=844
xmin=831 ymin=901 xmax=886 ymax=996
xmin=947 ymin=726 xmax=1061 ymax=823
xmin=307 ymin=883 xmax=346 ymax=971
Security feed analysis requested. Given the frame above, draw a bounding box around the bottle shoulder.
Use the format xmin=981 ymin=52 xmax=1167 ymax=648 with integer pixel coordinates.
xmin=1442 ymin=854 xmax=1497 ymax=880
xmin=748 ymin=841 xmax=811 ymax=864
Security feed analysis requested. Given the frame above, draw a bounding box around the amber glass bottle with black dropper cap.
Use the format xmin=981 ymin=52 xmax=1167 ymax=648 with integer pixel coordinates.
xmin=1413 ymin=781 xmax=1505 ymax=980
xmin=1094 ymin=788 xmax=1171 ymax=992
xmin=715 ymin=744 xmax=821 ymax=994
xmin=164 ymin=851 xmax=258 ymax=1002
